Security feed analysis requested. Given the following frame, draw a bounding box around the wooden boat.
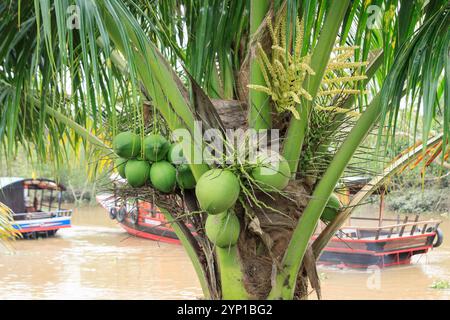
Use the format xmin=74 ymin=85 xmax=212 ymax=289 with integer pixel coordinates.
xmin=316 ymin=177 xmax=443 ymax=268
xmin=0 ymin=177 xmax=72 ymax=238
xmin=96 ymin=193 xmax=194 ymax=244
xmin=316 ymin=215 xmax=443 ymax=268
xmin=97 ymin=176 xmax=443 ymax=268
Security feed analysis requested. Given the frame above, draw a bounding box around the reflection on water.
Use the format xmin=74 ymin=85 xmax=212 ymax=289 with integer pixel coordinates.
xmin=0 ymin=205 xmax=449 ymax=299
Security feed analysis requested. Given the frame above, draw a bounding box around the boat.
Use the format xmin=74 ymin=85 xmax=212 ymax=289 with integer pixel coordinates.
xmin=0 ymin=177 xmax=72 ymax=238
xmin=96 ymin=193 xmax=195 ymax=244
xmin=97 ymin=176 xmax=443 ymax=268
xmin=314 ymin=177 xmax=443 ymax=268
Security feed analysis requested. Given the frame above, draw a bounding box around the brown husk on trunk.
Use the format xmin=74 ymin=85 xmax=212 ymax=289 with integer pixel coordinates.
xmin=235 ymin=179 xmax=319 ymax=299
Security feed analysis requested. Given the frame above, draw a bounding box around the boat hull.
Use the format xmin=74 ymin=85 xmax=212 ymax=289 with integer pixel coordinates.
xmin=317 ymin=234 xmax=436 ymax=268
xmin=119 ymin=216 xmax=181 ymax=244
xmin=13 ymin=216 xmax=72 ymax=234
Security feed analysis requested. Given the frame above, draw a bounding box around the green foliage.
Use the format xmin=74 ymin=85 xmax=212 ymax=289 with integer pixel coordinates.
xmin=430 ymin=280 xmax=450 ymax=290
xmin=387 ymin=188 xmax=449 ymax=214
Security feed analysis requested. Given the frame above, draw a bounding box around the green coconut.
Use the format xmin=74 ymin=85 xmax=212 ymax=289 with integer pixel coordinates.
xmin=251 ymin=152 xmax=291 ymax=191
xmin=149 ymin=161 xmax=177 ymax=193
xmin=143 ymin=134 xmax=170 ymax=162
xmin=114 ymin=157 xmax=127 ymax=178
xmin=167 ymin=143 xmax=187 ymax=165
xmin=176 ymin=164 xmax=196 ymax=190
xmin=205 ymin=212 xmax=240 ymax=248
xmin=112 ymin=131 xmax=141 ymax=159
xmin=125 ymin=160 xmax=150 ymax=187
xmin=195 ymin=169 xmax=240 ymax=214
xmin=321 ymin=193 xmax=341 ymax=222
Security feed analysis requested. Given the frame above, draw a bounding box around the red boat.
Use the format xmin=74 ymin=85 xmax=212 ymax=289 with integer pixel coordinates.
xmin=97 ymin=183 xmax=443 ymax=269
xmin=97 ymin=193 xmax=196 ymax=244
xmin=314 ymin=215 xmax=443 ymax=268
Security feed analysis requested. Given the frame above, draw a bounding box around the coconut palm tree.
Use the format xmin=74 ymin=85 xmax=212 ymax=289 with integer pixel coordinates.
xmin=0 ymin=0 xmax=448 ymax=299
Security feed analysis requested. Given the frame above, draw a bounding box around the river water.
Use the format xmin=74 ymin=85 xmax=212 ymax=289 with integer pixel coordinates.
xmin=0 ymin=205 xmax=449 ymax=300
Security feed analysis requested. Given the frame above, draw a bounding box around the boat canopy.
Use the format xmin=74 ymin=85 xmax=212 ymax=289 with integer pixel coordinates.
xmin=341 ymin=176 xmax=388 ymax=195
xmin=0 ymin=177 xmax=66 ymax=213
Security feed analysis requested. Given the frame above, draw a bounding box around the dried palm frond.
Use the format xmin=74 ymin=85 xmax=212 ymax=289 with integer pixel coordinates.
xmin=0 ymin=202 xmax=20 ymax=246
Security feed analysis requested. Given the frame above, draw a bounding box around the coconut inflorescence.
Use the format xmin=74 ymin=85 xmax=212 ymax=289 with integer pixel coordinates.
xmin=112 ymin=130 xmax=305 ymax=254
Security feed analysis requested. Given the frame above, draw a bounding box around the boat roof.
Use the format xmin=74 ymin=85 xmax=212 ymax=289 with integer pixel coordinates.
xmin=342 ymin=176 xmax=388 ymax=195
xmin=0 ymin=177 xmax=66 ymax=191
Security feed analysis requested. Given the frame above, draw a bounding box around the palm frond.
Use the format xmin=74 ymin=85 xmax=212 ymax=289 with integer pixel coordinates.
xmin=0 ymin=202 xmax=20 ymax=245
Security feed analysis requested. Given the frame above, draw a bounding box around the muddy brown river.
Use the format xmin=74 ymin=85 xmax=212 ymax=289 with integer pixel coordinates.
xmin=0 ymin=205 xmax=449 ymax=299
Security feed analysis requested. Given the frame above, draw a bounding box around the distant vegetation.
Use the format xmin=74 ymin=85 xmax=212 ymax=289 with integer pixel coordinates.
xmin=385 ymin=160 xmax=450 ymax=214
xmin=0 ymin=147 xmax=109 ymax=205
xmin=430 ymin=280 xmax=450 ymax=290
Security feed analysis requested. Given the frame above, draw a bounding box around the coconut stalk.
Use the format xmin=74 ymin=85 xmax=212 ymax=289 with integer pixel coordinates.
xmin=248 ymin=0 xmax=271 ymax=130
xmin=269 ymin=93 xmax=382 ymax=300
xmin=282 ymin=0 xmax=350 ymax=174
xmin=216 ymin=246 xmax=249 ymax=299
xmin=210 ymin=0 xmax=272 ymax=299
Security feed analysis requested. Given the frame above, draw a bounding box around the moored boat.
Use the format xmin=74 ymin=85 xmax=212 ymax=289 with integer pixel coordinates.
xmin=0 ymin=177 xmax=72 ymax=238
xmin=97 ymin=177 xmax=443 ymax=269
xmin=315 ymin=215 xmax=443 ymax=268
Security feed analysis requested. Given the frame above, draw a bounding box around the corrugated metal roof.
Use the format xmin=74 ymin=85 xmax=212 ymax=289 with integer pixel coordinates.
xmin=0 ymin=177 xmax=24 ymax=189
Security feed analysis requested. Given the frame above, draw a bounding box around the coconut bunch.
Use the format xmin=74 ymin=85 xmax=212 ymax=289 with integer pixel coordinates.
xmin=194 ymin=145 xmax=342 ymax=246
xmin=112 ymin=132 xmax=196 ymax=193
xmin=113 ymin=130 xmax=340 ymax=246
xmin=174 ymin=142 xmax=295 ymax=248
